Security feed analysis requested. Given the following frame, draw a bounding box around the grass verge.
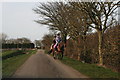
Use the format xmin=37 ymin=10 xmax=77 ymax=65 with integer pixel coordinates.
xmin=2 ymin=49 xmax=37 ymax=78
xmin=61 ymin=56 xmax=120 ymax=79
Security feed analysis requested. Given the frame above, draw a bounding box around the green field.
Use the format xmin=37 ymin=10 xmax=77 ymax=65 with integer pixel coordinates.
xmin=2 ymin=49 xmax=37 ymax=78
xmin=61 ymin=56 xmax=120 ymax=79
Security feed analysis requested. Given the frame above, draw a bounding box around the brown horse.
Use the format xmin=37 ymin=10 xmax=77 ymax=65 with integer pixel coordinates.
xmin=52 ymin=42 xmax=65 ymax=59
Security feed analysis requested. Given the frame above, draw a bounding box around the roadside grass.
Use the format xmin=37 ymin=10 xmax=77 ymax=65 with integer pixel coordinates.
xmin=61 ymin=56 xmax=120 ymax=79
xmin=0 ymin=59 xmax=1 ymax=78
xmin=2 ymin=49 xmax=37 ymax=78
xmin=2 ymin=50 xmax=16 ymax=57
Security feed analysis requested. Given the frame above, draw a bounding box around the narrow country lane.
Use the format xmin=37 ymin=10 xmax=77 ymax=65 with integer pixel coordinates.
xmin=12 ymin=50 xmax=88 ymax=78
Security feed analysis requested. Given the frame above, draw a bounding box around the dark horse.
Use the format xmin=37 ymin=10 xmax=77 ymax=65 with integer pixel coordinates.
xmin=52 ymin=42 xmax=65 ymax=59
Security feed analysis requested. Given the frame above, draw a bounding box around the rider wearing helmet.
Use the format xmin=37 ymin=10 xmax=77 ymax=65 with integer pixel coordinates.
xmin=54 ymin=33 xmax=62 ymax=51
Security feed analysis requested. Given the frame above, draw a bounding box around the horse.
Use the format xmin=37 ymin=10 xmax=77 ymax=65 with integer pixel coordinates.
xmin=52 ymin=42 xmax=65 ymax=59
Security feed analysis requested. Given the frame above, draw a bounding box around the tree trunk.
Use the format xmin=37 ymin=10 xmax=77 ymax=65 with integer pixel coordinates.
xmin=62 ymin=33 xmax=67 ymax=55
xmin=61 ymin=32 xmax=67 ymax=44
xmin=63 ymin=34 xmax=67 ymax=44
xmin=83 ymin=34 xmax=86 ymax=53
xmin=98 ymin=31 xmax=103 ymax=65
xmin=77 ymin=37 xmax=81 ymax=61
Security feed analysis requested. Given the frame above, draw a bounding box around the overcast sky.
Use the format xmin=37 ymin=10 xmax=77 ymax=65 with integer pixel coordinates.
xmin=0 ymin=0 xmax=119 ymax=42
xmin=0 ymin=3 xmax=2 ymax=33
xmin=1 ymin=2 xmax=51 ymax=42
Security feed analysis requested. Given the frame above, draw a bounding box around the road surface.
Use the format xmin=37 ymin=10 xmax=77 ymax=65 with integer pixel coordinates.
xmin=12 ymin=50 xmax=88 ymax=78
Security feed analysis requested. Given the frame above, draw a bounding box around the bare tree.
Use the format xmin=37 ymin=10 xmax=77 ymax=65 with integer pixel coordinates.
xmin=41 ymin=34 xmax=54 ymax=50
xmin=33 ymin=2 xmax=91 ymax=44
xmin=33 ymin=2 xmax=72 ymax=44
xmin=34 ymin=40 xmax=42 ymax=47
xmin=69 ymin=1 xmax=119 ymax=65
xmin=16 ymin=37 xmax=31 ymax=44
xmin=0 ymin=33 xmax=8 ymax=43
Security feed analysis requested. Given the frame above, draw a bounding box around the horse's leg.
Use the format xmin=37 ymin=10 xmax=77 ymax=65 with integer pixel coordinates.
xmin=53 ymin=49 xmax=56 ymax=59
xmin=56 ymin=52 xmax=58 ymax=59
xmin=52 ymin=49 xmax=54 ymax=56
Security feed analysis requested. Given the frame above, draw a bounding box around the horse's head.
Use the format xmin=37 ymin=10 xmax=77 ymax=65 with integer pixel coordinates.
xmin=59 ymin=42 xmax=64 ymax=47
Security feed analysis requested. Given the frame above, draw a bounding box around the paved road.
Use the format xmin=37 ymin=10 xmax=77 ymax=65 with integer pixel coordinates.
xmin=12 ymin=50 xmax=88 ymax=78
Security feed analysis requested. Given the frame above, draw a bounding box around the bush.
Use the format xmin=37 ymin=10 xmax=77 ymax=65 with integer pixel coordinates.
xmin=2 ymin=43 xmax=35 ymax=49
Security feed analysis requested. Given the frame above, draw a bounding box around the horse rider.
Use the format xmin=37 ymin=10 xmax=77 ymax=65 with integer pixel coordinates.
xmin=54 ymin=33 xmax=62 ymax=52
